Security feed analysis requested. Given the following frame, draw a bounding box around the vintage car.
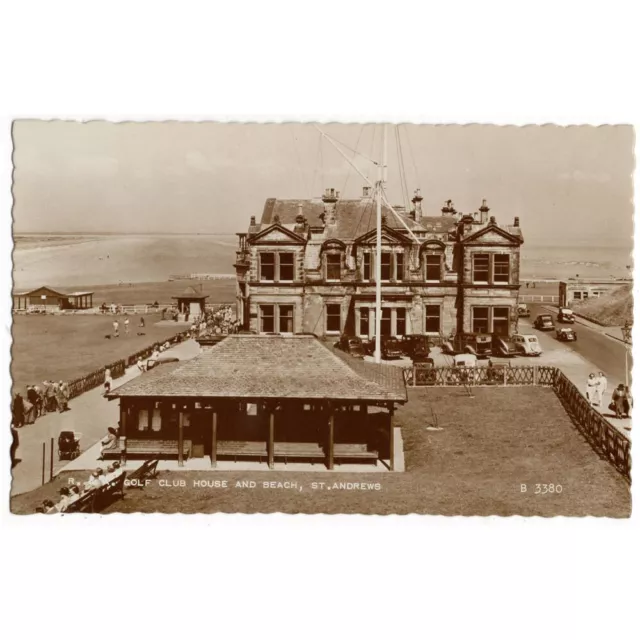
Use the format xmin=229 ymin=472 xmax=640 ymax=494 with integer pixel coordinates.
xmin=533 ymin=314 xmax=555 ymax=331
xmin=492 ymin=335 xmax=519 ymax=357
xmin=146 ymin=355 xmax=180 ymax=370
xmin=442 ymin=333 xmax=493 ymax=359
xmin=557 ymin=308 xmax=575 ymax=323
xmin=335 ymin=334 xmax=366 ymax=358
xmin=512 ymin=333 xmax=542 ymax=356
xmin=411 ymin=344 xmax=433 ymax=364
xmin=362 ymin=336 xmax=404 ymax=360
xmin=556 ymin=327 xmax=578 ymax=342
xmin=516 ymin=303 xmax=531 ymax=318
xmin=400 ymin=334 xmax=431 ymax=358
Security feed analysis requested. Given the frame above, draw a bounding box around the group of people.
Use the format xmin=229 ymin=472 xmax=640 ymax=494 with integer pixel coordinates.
xmin=585 ymin=371 xmax=632 ymax=420
xmin=35 ymin=462 xmax=124 ymax=513
xmin=12 ymin=380 xmax=71 ymax=428
xmin=111 ymin=315 xmax=146 ymax=338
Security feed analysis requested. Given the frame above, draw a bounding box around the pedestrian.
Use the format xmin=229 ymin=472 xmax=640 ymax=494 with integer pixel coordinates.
xmin=12 ymin=393 xmax=25 ymax=428
xmin=137 ymin=357 xmax=146 ymax=373
xmin=585 ymin=373 xmax=597 ymax=405
xmin=26 ymin=385 xmax=39 ymax=422
xmin=139 ymin=317 xmax=145 ymax=329
xmin=104 ymin=368 xmax=113 ymax=395
xmin=33 ymin=385 xmax=43 ymax=418
xmin=624 ymin=385 xmax=633 ymax=418
xmin=594 ymin=371 xmax=607 ymax=407
xmin=113 ymin=319 xmax=119 ymax=338
xmin=10 ymin=425 xmax=19 ymax=467
xmin=124 ymin=316 xmax=130 ymax=335
xmin=56 ymin=381 xmax=67 ymax=412
xmin=611 ymin=384 xmax=626 ymax=419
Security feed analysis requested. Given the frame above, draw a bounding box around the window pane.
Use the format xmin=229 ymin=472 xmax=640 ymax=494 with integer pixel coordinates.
xmin=326 ymin=304 xmax=341 ymax=332
xmin=260 ymin=253 xmax=275 ymax=281
xmin=279 ymin=253 xmax=294 ymax=281
xmin=396 ymin=308 xmax=406 ymax=335
xmin=363 ymin=253 xmax=371 ymax=280
xmin=381 ymin=254 xmax=392 ymax=281
xmin=492 ymin=307 xmax=510 ymax=336
xmin=425 ymin=305 xmax=441 ymax=333
xmin=473 ymin=254 xmax=490 ymax=283
xmin=472 ymin=306 xmax=490 ymax=333
xmin=359 ymin=309 xmax=369 ymax=335
xmin=493 ymin=255 xmax=510 ymax=283
xmin=279 ymin=305 xmax=294 ymax=333
xmin=396 ymin=253 xmax=404 ymax=281
xmin=138 ymin=409 xmax=149 ymax=431
xmin=260 ymin=305 xmax=275 ymax=333
xmin=151 ymin=409 xmax=162 ymax=432
xmin=381 ymin=308 xmax=392 ymax=336
xmin=573 ymin=291 xmax=582 ymax=300
xmin=326 ymin=254 xmax=341 ymax=280
xmin=425 ymin=254 xmax=442 ymax=281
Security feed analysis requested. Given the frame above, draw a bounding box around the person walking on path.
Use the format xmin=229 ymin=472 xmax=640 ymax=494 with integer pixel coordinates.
xmin=611 ymin=384 xmax=627 ymax=419
xmin=43 ymin=381 xmax=55 ymax=412
xmin=12 ymin=393 xmax=25 ymax=428
xmin=594 ymin=371 xmax=608 ymax=407
xmin=104 ymin=368 xmax=113 ymax=395
xmin=55 ymin=381 xmax=67 ymax=412
xmin=585 ymin=373 xmax=597 ymax=405
xmin=624 ymin=385 xmax=633 ymax=419
xmin=113 ymin=319 xmax=120 ymax=338
xmin=124 ymin=316 xmax=130 ymax=336
xmin=10 ymin=424 xmax=19 ymax=467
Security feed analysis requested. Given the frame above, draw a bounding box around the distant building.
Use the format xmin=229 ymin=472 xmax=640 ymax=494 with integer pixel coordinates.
xmin=12 ymin=286 xmax=93 ymax=311
xmin=559 ymin=278 xmax=632 ymax=307
xmin=234 ymin=187 xmax=524 ymax=339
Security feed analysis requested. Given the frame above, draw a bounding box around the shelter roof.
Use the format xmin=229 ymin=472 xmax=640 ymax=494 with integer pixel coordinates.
xmin=109 ymin=335 xmax=407 ymax=403
xmin=171 ymin=285 xmax=209 ymax=300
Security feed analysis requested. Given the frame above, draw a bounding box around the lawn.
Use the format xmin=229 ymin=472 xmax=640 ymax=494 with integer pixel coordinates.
xmin=12 ymin=387 xmax=631 ymax=517
xmin=11 ymin=313 xmax=187 ymax=393
xmin=83 ymin=279 xmax=236 ymax=307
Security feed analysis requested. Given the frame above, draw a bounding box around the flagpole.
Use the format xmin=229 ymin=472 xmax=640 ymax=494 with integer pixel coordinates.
xmin=374 ymin=125 xmax=388 ymax=363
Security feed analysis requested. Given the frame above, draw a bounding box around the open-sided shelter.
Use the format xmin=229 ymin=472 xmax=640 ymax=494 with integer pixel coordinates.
xmin=108 ymin=334 xmax=407 ymax=470
xmin=172 ymin=285 xmax=209 ymax=318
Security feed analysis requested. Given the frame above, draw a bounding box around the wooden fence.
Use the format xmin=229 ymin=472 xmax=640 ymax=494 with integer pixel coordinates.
xmin=410 ymin=364 xmax=631 ymax=481
xmin=66 ymin=358 xmax=126 ymax=399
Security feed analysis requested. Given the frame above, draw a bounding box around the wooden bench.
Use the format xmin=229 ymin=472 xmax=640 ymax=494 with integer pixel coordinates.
xmin=216 ymin=440 xmax=268 ymax=462
xmin=109 ymin=439 xmax=192 ymax=460
xmin=65 ymin=472 xmax=127 ymax=514
xmin=333 ymin=444 xmax=379 ymax=464
xmin=127 ymin=459 xmax=159 ymax=487
xmin=273 ymin=442 xmax=325 ymax=464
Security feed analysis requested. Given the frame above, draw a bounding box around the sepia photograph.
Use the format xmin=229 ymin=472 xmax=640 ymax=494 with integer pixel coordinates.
xmin=8 ymin=121 xmax=633 ymax=517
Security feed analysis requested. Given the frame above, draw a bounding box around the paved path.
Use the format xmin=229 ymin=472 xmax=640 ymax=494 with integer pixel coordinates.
xmin=11 ymin=339 xmax=201 ymax=496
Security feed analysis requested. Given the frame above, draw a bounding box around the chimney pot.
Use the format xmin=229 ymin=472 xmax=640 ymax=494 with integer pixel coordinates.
xmin=514 ymin=216 xmax=520 ymax=227
xmin=250 ymin=216 xmax=256 ymax=225
xmin=489 ymin=216 xmax=496 ymax=224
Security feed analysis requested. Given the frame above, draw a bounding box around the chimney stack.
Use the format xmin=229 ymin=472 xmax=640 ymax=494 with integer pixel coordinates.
xmin=362 ymin=185 xmax=372 ymax=197
xmin=442 ymin=199 xmax=456 ymax=216
xmin=250 ymin=215 xmax=256 ymax=226
xmin=514 ymin=216 xmax=520 ymax=227
xmin=479 ymin=199 xmax=490 ymax=224
xmin=411 ymin=189 xmax=424 ymax=222
xmin=322 ymin=187 xmax=338 ymax=203
xmin=489 ymin=216 xmax=496 ymax=225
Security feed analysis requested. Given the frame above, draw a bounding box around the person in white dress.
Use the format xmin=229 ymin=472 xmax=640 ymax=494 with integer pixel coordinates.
xmin=594 ymin=371 xmax=608 ymax=407
xmin=585 ymin=373 xmax=598 ymax=405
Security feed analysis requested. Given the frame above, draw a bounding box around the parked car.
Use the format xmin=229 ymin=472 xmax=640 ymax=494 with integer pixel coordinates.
xmin=411 ymin=344 xmax=433 ymax=364
xmin=400 ymin=334 xmax=431 ymax=358
xmin=335 ymin=334 xmax=366 ymax=358
xmin=442 ymin=333 xmax=493 ymax=359
xmin=557 ymin=308 xmax=575 ymax=324
xmin=364 ymin=336 xmax=404 ymax=360
xmin=512 ymin=333 xmax=542 ymax=356
xmin=492 ymin=334 xmax=519 ymax=357
xmin=147 ymin=356 xmax=180 ymax=370
xmin=556 ymin=327 xmax=578 ymax=342
xmin=517 ymin=303 xmax=531 ymax=318
xmin=533 ymin=314 xmax=555 ymax=331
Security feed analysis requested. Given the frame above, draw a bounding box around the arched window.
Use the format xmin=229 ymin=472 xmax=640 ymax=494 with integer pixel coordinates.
xmin=421 ymin=240 xmax=445 ymax=282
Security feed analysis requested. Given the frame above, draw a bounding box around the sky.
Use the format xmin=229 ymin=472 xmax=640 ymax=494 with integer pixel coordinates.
xmin=11 ymin=121 xmax=635 ymax=246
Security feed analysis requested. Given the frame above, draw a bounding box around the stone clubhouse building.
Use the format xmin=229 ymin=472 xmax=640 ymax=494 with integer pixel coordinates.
xmin=234 ymin=187 xmax=524 ymax=340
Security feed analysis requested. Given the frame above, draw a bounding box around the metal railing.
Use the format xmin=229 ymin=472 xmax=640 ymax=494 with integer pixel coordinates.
xmin=519 ymin=295 xmax=559 ymax=303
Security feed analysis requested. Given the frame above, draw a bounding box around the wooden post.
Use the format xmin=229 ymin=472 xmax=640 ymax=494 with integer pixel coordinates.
xmin=533 ymin=365 xmax=538 ymax=386
xmin=178 ymin=410 xmax=184 ymax=467
xmin=211 ymin=410 xmax=218 ymax=468
xmin=328 ymin=409 xmax=335 ymax=470
xmin=41 ymin=442 xmax=45 ymax=486
xmin=121 ymin=401 xmax=127 ymax=466
xmin=389 ymin=405 xmax=395 ymax=471
xmin=50 ymin=437 xmax=54 ymax=481
xmin=268 ymin=406 xmax=275 ymax=469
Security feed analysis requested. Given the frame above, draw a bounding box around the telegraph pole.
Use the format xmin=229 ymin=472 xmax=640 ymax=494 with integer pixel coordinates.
xmin=374 ymin=125 xmax=388 ymax=363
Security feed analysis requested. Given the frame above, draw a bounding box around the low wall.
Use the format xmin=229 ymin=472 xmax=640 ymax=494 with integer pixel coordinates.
xmin=410 ymin=364 xmax=631 ymax=481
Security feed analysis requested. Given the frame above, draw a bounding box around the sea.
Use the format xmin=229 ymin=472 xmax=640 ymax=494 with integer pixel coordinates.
xmin=12 ymin=233 xmax=634 ymax=291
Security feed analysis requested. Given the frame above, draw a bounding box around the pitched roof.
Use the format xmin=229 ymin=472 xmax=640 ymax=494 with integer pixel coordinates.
xmin=171 ymin=285 xmax=209 ymax=299
xmin=260 ymin=198 xmax=457 ymax=241
xmin=110 ymin=335 xmax=407 ymax=403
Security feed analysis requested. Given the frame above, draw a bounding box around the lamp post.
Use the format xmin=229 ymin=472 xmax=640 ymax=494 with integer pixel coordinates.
xmin=621 ymin=321 xmax=632 ymax=388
